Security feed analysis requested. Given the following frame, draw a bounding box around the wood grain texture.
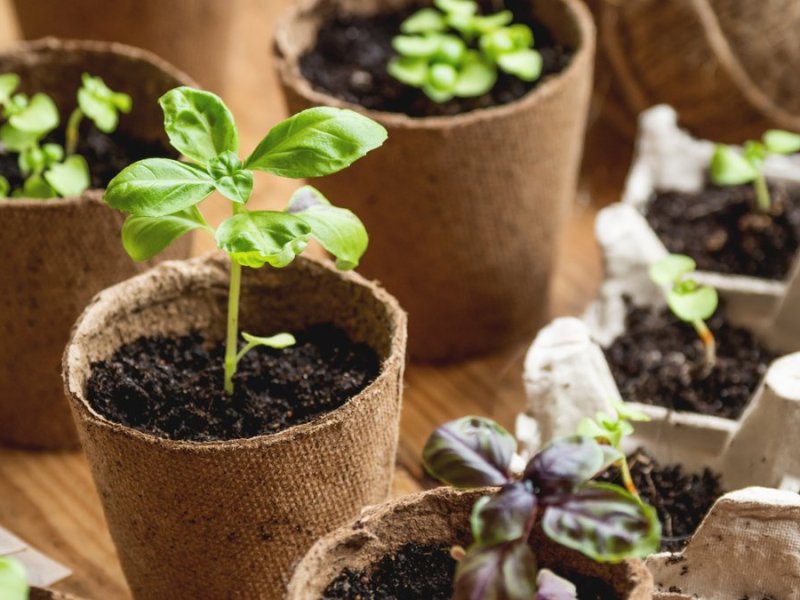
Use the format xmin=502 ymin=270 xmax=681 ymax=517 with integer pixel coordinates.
xmin=0 ymin=0 xmax=631 ymax=597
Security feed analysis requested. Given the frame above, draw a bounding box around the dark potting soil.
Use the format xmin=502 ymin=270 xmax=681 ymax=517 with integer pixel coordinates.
xmin=0 ymin=124 xmax=170 ymax=192
xmin=86 ymin=323 xmax=380 ymax=442
xmin=598 ymin=448 xmax=724 ymax=553
xmin=645 ymin=182 xmax=800 ymax=281
xmin=604 ymin=298 xmax=776 ymax=419
xmin=299 ymin=0 xmax=573 ymax=117
xmin=321 ymin=542 xmax=621 ymax=599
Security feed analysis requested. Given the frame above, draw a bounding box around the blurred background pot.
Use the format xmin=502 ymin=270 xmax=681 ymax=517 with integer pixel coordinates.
xmin=0 ymin=39 xmax=194 ymax=451
xmin=274 ymin=0 xmax=595 ymax=361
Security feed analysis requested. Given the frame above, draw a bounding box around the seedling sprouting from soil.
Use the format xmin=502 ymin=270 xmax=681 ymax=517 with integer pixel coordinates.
xmin=710 ymin=129 xmax=800 ymax=213
xmin=649 ymin=254 xmax=719 ymax=372
xmin=423 ymin=416 xmax=660 ymax=599
xmin=388 ymin=0 xmax=543 ymax=102
xmin=0 ymin=72 xmax=130 ymax=199
xmin=0 ymin=556 xmax=28 ymax=600
xmin=576 ymin=399 xmax=650 ymax=498
xmin=105 ymin=87 xmax=386 ymax=395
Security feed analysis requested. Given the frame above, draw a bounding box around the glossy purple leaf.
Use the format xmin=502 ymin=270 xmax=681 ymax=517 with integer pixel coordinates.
xmin=524 ymin=436 xmax=622 ymax=495
xmin=536 ymin=569 xmax=577 ymax=600
xmin=541 ymin=483 xmax=661 ymax=562
xmin=453 ymin=540 xmax=537 ymax=600
xmin=423 ymin=417 xmax=516 ymax=487
xmin=470 ymin=483 xmax=537 ymax=547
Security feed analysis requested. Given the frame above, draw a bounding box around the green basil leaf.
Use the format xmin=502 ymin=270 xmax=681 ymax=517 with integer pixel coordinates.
xmin=542 ymin=482 xmax=661 ymax=562
xmin=9 ymin=93 xmax=59 ymax=134
xmin=0 ymin=174 xmax=9 ymax=197
xmin=423 ymin=416 xmax=516 ymax=487
xmin=19 ymin=146 xmax=44 ymax=175
xmin=20 ymin=173 xmax=56 ymax=199
xmin=44 ymin=154 xmax=90 ymax=197
xmin=286 ymin=185 xmax=367 ymax=270
xmin=480 ymin=29 xmax=516 ymax=59
xmin=0 ymin=73 xmax=20 ymax=105
xmin=453 ymin=541 xmax=537 ymax=600
xmin=649 ymin=254 xmax=696 ymax=287
xmin=241 ymin=331 xmax=296 ymax=350
xmin=105 ymin=158 xmax=216 ymax=217
xmin=536 ymin=569 xmax=578 ymax=600
xmin=0 ymin=557 xmax=29 ymax=600
xmin=435 ymin=0 xmax=478 ymax=18
xmin=122 ymin=206 xmax=208 ymax=261
xmin=159 ymin=87 xmax=239 ymax=165
xmin=0 ymin=123 xmax=41 ymax=152
xmin=470 ymin=483 xmax=536 ymax=547
xmin=393 ymin=34 xmax=441 ymax=58
xmin=436 ymin=35 xmax=467 ymax=65
xmin=524 ymin=436 xmax=622 ymax=495
xmin=244 ymin=107 xmax=387 ymax=178
xmin=401 ymin=8 xmax=447 ymax=34
xmin=388 ymin=56 xmax=430 ymax=87
xmin=497 ymin=49 xmax=543 ymax=81
xmin=78 ymin=74 xmax=132 ymax=133
xmin=710 ymin=144 xmax=758 ymax=186
xmin=667 ymin=283 xmax=718 ymax=322
xmin=454 ymin=52 xmax=496 ymax=97
xmin=472 ymin=11 xmax=514 ymax=34
xmin=215 ymin=210 xmax=311 ymax=268
xmin=507 ymin=24 xmax=535 ymax=49
xmin=764 ymin=129 xmax=800 ymax=155
xmin=42 ymin=143 xmax=64 ymax=165
xmin=208 ymin=151 xmax=253 ymax=204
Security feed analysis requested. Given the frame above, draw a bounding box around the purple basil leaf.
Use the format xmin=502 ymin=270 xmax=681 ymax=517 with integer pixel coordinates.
xmin=470 ymin=483 xmax=537 ymax=547
xmin=541 ymin=482 xmax=661 ymax=562
xmin=423 ymin=417 xmax=516 ymax=487
xmin=536 ymin=569 xmax=577 ymax=600
xmin=453 ymin=540 xmax=537 ymax=600
xmin=524 ymin=436 xmax=622 ymax=495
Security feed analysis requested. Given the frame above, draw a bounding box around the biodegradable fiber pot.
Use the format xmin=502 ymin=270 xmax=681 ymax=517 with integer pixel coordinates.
xmin=30 ymin=590 xmax=80 ymax=600
xmin=274 ymin=0 xmax=596 ymax=361
xmin=11 ymin=0 xmax=235 ymax=92
xmin=287 ymin=486 xmax=654 ymax=598
xmin=0 ymin=38 xmax=194 ymax=451
xmin=63 ymin=253 xmax=407 ymax=599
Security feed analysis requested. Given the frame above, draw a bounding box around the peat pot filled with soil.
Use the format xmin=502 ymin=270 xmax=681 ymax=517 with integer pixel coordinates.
xmin=274 ymin=0 xmax=596 ymax=361
xmin=63 ymin=253 xmax=407 ymax=599
xmin=287 ymin=487 xmax=654 ymax=599
xmin=0 ymin=39 xmax=194 ymax=451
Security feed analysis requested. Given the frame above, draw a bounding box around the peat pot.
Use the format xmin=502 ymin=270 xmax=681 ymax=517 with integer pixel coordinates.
xmin=274 ymin=0 xmax=596 ymax=361
xmin=287 ymin=486 xmax=654 ymax=598
xmin=0 ymin=38 xmax=194 ymax=450
xmin=63 ymin=253 xmax=407 ymax=599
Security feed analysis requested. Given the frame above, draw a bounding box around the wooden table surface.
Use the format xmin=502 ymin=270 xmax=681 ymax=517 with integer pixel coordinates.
xmin=0 ymin=1 xmax=633 ymax=597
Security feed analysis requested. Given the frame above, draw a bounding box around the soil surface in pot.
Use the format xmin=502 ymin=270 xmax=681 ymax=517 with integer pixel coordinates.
xmin=604 ymin=297 xmax=776 ymax=419
xmin=322 ymin=542 xmax=621 ymax=599
xmin=645 ymin=182 xmax=800 ymax=281
xmin=0 ymin=124 xmax=169 ymax=192
xmin=299 ymin=0 xmax=573 ymax=118
xmin=86 ymin=323 xmax=380 ymax=442
xmin=598 ymin=448 xmax=724 ymax=552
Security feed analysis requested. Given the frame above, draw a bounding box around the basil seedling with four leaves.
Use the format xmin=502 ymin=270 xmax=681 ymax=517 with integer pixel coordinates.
xmin=649 ymin=254 xmax=719 ymax=373
xmin=105 ymin=86 xmax=387 ymax=395
xmin=388 ymin=0 xmax=543 ymax=102
xmin=0 ymin=72 xmax=131 ymax=199
xmin=0 ymin=556 xmax=28 ymax=600
xmin=423 ymin=416 xmax=660 ymax=600
xmin=710 ymin=129 xmax=800 ymax=213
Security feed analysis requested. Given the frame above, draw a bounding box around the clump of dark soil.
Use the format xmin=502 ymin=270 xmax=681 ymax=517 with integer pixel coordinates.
xmin=299 ymin=0 xmax=573 ymax=117
xmin=646 ymin=182 xmax=800 ymax=281
xmin=86 ymin=323 xmax=380 ymax=442
xmin=604 ymin=298 xmax=775 ymax=419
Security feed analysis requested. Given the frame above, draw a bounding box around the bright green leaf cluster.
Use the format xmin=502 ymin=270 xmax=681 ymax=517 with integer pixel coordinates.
xmin=105 ymin=86 xmax=386 ymax=394
xmin=0 ymin=72 xmax=130 ymax=200
xmin=710 ymin=129 xmax=800 ymax=212
xmin=388 ymin=0 xmax=543 ymax=102
xmin=0 ymin=556 xmax=28 ymax=600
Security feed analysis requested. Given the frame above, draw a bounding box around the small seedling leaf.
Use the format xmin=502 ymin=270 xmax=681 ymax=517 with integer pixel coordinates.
xmin=78 ymin=74 xmax=132 ymax=133
xmin=453 ymin=541 xmax=538 ymax=600
xmin=497 ymin=49 xmax=542 ymax=81
xmin=0 ymin=557 xmax=29 ymax=600
xmin=470 ymin=483 xmax=536 ymax=547
xmin=763 ymin=129 xmax=800 ymax=155
xmin=208 ymin=151 xmax=253 ymax=204
xmin=215 ymin=210 xmax=311 ymax=268
xmin=387 ymin=56 xmax=430 ymax=87
xmin=435 ymin=0 xmax=478 ymax=17
xmin=710 ymin=144 xmax=758 ymax=185
xmin=44 ymin=154 xmax=90 ymax=197
xmin=524 ymin=436 xmax=622 ymax=495
xmin=648 ymin=254 xmax=696 ymax=287
xmin=401 ymin=8 xmax=447 ymax=34
xmin=122 ymin=206 xmax=209 ymax=261
xmin=667 ymin=284 xmax=718 ymax=322
xmin=0 ymin=73 xmax=19 ymax=104
xmin=393 ymin=34 xmax=441 ymax=58
xmin=20 ymin=173 xmax=56 ymax=198
xmin=0 ymin=174 xmax=9 ymax=197
xmin=9 ymin=93 xmax=59 ymax=134
xmin=242 ymin=331 xmax=297 ymax=349
xmin=0 ymin=123 xmax=40 ymax=152
xmin=471 ymin=11 xmax=514 ymax=34
xmin=536 ymin=569 xmax=578 ymax=600
xmin=454 ymin=52 xmax=496 ymax=97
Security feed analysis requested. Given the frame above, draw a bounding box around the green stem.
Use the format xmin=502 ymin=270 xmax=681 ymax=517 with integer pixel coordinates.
xmin=693 ymin=319 xmax=716 ymax=373
xmin=753 ymin=171 xmax=771 ymax=213
xmin=65 ymin=108 xmax=83 ymax=156
xmin=223 ymin=259 xmax=242 ymax=395
xmin=619 ymin=458 xmax=639 ymax=498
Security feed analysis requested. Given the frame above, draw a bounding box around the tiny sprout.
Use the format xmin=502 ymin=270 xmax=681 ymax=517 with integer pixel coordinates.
xmin=423 ymin=417 xmax=660 ymax=599
xmin=105 ymin=87 xmax=387 ymax=395
xmin=0 ymin=556 xmax=28 ymax=600
xmin=710 ymin=129 xmax=800 ymax=213
xmin=388 ymin=0 xmax=542 ymax=102
xmin=649 ymin=254 xmax=719 ymax=371
xmin=66 ymin=73 xmax=132 ymax=156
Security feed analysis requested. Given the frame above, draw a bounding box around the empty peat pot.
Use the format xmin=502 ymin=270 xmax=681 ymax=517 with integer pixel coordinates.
xmin=287 ymin=486 xmax=653 ymax=598
xmin=274 ymin=0 xmax=596 ymax=361
xmin=63 ymin=254 xmax=407 ymax=599
xmin=0 ymin=38 xmax=194 ymax=450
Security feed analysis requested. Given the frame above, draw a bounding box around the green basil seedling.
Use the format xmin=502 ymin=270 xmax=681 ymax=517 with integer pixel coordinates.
xmin=0 ymin=556 xmax=28 ymax=600
xmin=65 ymin=73 xmax=132 ymax=155
xmin=388 ymin=0 xmax=543 ymax=102
xmin=649 ymin=254 xmax=719 ymax=372
xmin=105 ymin=87 xmax=387 ymax=395
xmin=710 ymin=129 xmax=800 ymax=212
xmin=423 ymin=416 xmax=661 ymax=599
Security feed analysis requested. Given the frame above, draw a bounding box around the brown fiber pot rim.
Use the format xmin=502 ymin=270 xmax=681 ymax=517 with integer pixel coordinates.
xmin=63 ymin=253 xmax=407 ymax=451
xmin=273 ymin=0 xmax=596 ymax=129
xmin=0 ymin=37 xmax=195 ymax=204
